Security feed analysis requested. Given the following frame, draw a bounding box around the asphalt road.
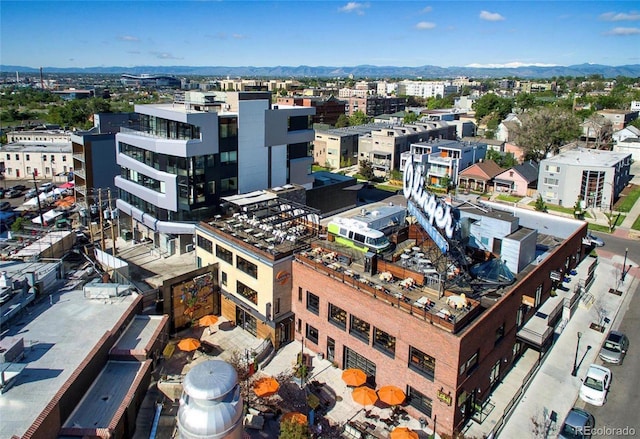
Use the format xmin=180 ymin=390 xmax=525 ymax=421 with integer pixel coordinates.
xmin=574 ymin=273 xmax=640 ymax=438
xmin=589 ymin=230 xmax=640 ymax=269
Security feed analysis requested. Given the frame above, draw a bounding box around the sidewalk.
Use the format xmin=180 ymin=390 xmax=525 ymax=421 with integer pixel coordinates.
xmin=462 ymin=251 xmax=638 ymax=438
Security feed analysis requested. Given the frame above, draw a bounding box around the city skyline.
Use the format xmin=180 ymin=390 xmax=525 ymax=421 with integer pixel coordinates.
xmin=1 ymin=1 xmax=639 ymax=69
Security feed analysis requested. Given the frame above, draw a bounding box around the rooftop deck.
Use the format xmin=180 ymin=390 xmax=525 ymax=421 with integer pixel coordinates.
xmin=295 ymin=244 xmax=482 ymax=334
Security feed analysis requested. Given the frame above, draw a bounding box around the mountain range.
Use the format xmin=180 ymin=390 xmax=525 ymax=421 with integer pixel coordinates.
xmin=2 ymin=64 xmax=640 ymax=79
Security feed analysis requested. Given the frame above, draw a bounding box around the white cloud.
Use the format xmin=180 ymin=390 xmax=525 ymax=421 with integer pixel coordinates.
xmin=118 ymin=35 xmax=140 ymax=42
xmin=232 ymin=34 xmax=247 ymax=39
xmin=150 ymin=51 xmax=183 ymax=60
xmin=604 ymin=27 xmax=640 ymax=35
xmin=479 ymin=10 xmax=505 ymax=22
xmin=338 ymin=2 xmax=369 ymax=15
xmin=465 ymin=62 xmax=558 ymax=68
xmin=599 ymin=11 xmax=640 ymax=21
xmin=421 ymin=6 xmax=432 ymax=14
xmin=415 ymin=21 xmax=436 ymax=30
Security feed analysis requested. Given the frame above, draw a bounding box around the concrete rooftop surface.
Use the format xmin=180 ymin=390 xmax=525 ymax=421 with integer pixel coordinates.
xmin=0 ymin=288 xmax=138 ymax=439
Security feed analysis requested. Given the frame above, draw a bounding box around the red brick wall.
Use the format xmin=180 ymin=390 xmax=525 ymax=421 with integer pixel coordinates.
xmin=292 ymin=261 xmax=460 ymax=435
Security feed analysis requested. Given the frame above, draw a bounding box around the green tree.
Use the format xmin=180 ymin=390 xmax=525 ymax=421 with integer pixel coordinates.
xmin=404 ymin=111 xmax=418 ymax=123
xmin=486 ymin=150 xmax=518 ymax=168
xmin=514 ymin=93 xmax=539 ymax=111
xmin=534 ymin=195 xmax=547 ymax=212
xmin=473 ymin=93 xmax=513 ymax=123
xmin=349 ymin=110 xmax=370 ymax=126
xmin=573 ymin=196 xmax=585 ymax=219
xmin=334 ymin=114 xmax=349 ymax=128
xmin=279 ymin=418 xmax=311 ymax=439
xmin=512 ymin=107 xmax=581 ymax=160
xmin=359 ymin=159 xmax=375 ymax=181
xmin=11 ymin=217 xmax=26 ymax=233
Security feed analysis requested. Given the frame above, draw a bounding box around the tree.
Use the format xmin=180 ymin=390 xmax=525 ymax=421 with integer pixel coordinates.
xmin=512 ymin=107 xmax=581 ymax=160
xmin=334 ymin=114 xmax=349 ymax=128
xmin=349 ymin=110 xmax=370 ymax=126
xmin=534 ymin=195 xmax=547 ymax=212
xmin=403 ymin=111 xmax=418 ymax=123
xmin=573 ymin=196 xmax=585 ymax=219
xmin=472 ymin=93 xmax=513 ymax=123
xmin=359 ymin=159 xmax=375 ymax=181
xmin=584 ymin=114 xmax=613 ymax=149
xmin=514 ymin=93 xmax=539 ymax=112
xmin=279 ymin=419 xmax=311 ymax=439
xmin=486 ymin=150 xmax=518 ymax=168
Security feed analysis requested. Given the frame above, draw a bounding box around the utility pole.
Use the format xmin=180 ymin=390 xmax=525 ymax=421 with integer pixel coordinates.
xmin=108 ymin=188 xmax=117 ymax=258
xmin=98 ymin=189 xmax=106 ymax=252
xmin=32 ymin=173 xmax=45 ymax=227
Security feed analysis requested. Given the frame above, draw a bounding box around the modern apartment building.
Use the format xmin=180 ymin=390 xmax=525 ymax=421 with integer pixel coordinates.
xmin=313 ymin=128 xmax=359 ymax=169
xmin=71 ymin=112 xmax=138 ymax=209
xmin=344 ymin=96 xmax=406 ymax=117
xmin=398 ymin=80 xmax=459 ymax=99
xmin=537 ymin=148 xmax=632 ymax=209
xmin=359 ymin=123 xmax=457 ymax=174
xmin=292 ymin=166 xmax=590 ymax=436
xmin=115 ymin=91 xmax=315 ymax=255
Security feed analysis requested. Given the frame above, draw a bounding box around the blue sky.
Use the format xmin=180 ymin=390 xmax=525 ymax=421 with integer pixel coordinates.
xmin=1 ymin=1 xmax=638 ymax=68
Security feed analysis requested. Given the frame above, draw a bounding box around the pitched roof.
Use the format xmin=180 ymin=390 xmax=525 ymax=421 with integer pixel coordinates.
xmin=459 ymin=160 xmax=505 ymax=180
xmin=512 ymin=161 xmax=539 ymax=183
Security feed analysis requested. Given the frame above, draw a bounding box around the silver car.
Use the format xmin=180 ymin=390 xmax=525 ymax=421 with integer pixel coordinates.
xmin=559 ymin=408 xmax=595 ymax=439
xmin=599 ymin=331 xmax=629 ymax=364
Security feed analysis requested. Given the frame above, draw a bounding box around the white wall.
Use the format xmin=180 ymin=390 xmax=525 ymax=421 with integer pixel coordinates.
xmin=237 ymin=99 xmax=269 ymax=193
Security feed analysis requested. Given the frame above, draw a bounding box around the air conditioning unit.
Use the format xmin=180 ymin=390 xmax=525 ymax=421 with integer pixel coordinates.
xmin=185 ymin=244 xmax=194 ymax=252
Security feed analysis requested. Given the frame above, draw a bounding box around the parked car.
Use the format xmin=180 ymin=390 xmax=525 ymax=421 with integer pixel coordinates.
xmin=599 ymin=331 xmax=629 ymax=364
xmin=39 ymin=182 xmax=55 ymax=192
xmin=10 ymin=184 xmax=27 ymax=192
xmin=579 ymin=364 xmax=611 ymax=406
xmin=24 ymin=188 xmax=39 ymax=200
xmin=0 ymin=201 xmax=12 ymax=211
xmin=586 ymin=233 xmax=604 ymax=247
xmin=5 ymin=188 xmax=22 ymax=198
xmin=559 ymin=407 xmax=595 ymax=439
xmin=0 ymin=188 xmax=5 ymax=199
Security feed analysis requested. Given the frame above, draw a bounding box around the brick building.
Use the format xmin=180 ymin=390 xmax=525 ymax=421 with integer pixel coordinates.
xmin=290 ymin=163 xmax=590 ymax=436
xmin=276 ymin=95 xmax=346 ymax=126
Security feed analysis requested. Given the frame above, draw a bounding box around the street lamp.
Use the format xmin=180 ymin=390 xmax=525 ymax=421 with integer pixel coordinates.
xmin=621 ymin=248 xmax=629 ymax=282
xmin=571 ymin=332 xmax=583 ymax=377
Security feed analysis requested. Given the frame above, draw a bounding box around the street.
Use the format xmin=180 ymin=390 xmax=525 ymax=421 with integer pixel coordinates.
xmin=573 ymin=267 xmax=640 ymax=438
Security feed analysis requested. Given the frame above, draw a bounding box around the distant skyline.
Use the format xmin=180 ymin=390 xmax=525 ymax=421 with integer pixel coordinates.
xmin=1 ymin=1 xmax=638 ymax=69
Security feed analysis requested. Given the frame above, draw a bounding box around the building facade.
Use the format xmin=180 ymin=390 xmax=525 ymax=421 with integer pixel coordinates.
xmin=537 ymin=148 xmax=632 ymax=209
xmin=115 ymin=91 xmax=315 ymax=255
xmin=0 ymin=142 xmax=72 ymax=180
xmin=276 ymin=96 xmax=346 ymax=126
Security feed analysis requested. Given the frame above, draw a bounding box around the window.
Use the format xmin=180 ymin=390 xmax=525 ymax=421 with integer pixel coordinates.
xmin=221 ymin=177 xmax=237 ymax=192
xmin=408 ymin=346 xmax=436 ymax=381
xmin=495 ymin=324 xmax=505 ymax=345
xmin=216 ymin=245 xmax=233 ymax=264
xmin=43 ymin=155 xmax=47 ymax=161
xmin=344 ymin=346 xmax=376 ymax=387
xmin=197 ymin=235 xmax=213 ymax=253
xmin=221 ymin=271 xmax=227 ymax=286
xmin=26 ymin=167 xmax=31 ymax=174
xmin=306 ymin=324 xmax=319 ymax=344
xmin=545 ymin=165 xmax=560 ymax=173
xmin=5 ymin=154 xmax=9 ymax=160
xmin=45 ymin=167 xmax=50 ymax=175
xmin=15 ymin=154 xmax=19 ymax=160
xmin=306 ymin=291 xmax=319 ymax=315
xmin=25 ymin=154 xmax=30 ymax=161
xmin=220 ymin=151 xmax=237 ymax=164
xmin=50 ymin=155 xmax=55 ymax=162
xmin=407 ymin=386 xmax=432 ymax=417
xmin=535 ymin=284 xmax=543 ymax=307
xmin=237 ymin=256 xmax=257 ymax=278
xmin=460 ymin=351 xmax=479 ymax=376
xmin=275 ymin=298 xmax=280 ymax=315
xmin=328 ymin=303 xmax=347 ymax=330
xmin=544 ymin=177 xmax=559 ymax=186
xmin=349 ymin=315 xmax=370 ymax=343
xmin=237 ymin=280 xmax=258 ymax=304
xmin=373 ymin=328 xmax=396 ymax=358
xmin=298 ymin=287 xmax=302 ymax=302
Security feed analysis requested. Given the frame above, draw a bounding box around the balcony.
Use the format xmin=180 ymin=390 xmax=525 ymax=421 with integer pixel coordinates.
xmin=72 ymin=153 xmax=85 ymax=162
xmin=74 ymin=168 xmax=86 ymax=179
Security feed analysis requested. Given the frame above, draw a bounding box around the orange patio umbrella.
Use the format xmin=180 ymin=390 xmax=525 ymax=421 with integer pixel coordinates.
xmin=390 ymin=427 xmax=419 ymax=439
xmin=253 ymin=376 xmax=280 ymax=398
xmin=177 ymin=337 xmax=201 ymax=352
xmin=198 ymin=315 xmax=219 ymax=327
xmin=281 ymin=411 xmax=307 ymax=425
xmin=352 ymin=386 xmax=378 ymax=407
xmin=377 ymin=385 xmax=406 ymax=406
xmin=342 ymin=368 xmax=367 ymax=387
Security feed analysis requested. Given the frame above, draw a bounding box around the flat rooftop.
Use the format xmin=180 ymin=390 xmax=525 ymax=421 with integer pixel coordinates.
xmin=0 ymin=289 xmax=138 ymax=439
xmin=112 ymin=315 xmax=165 ymax=352
xmin=62 ymin=361 xmax=144 ymax=430
xmin=544 ymin=147 xmax=630 ymax=167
